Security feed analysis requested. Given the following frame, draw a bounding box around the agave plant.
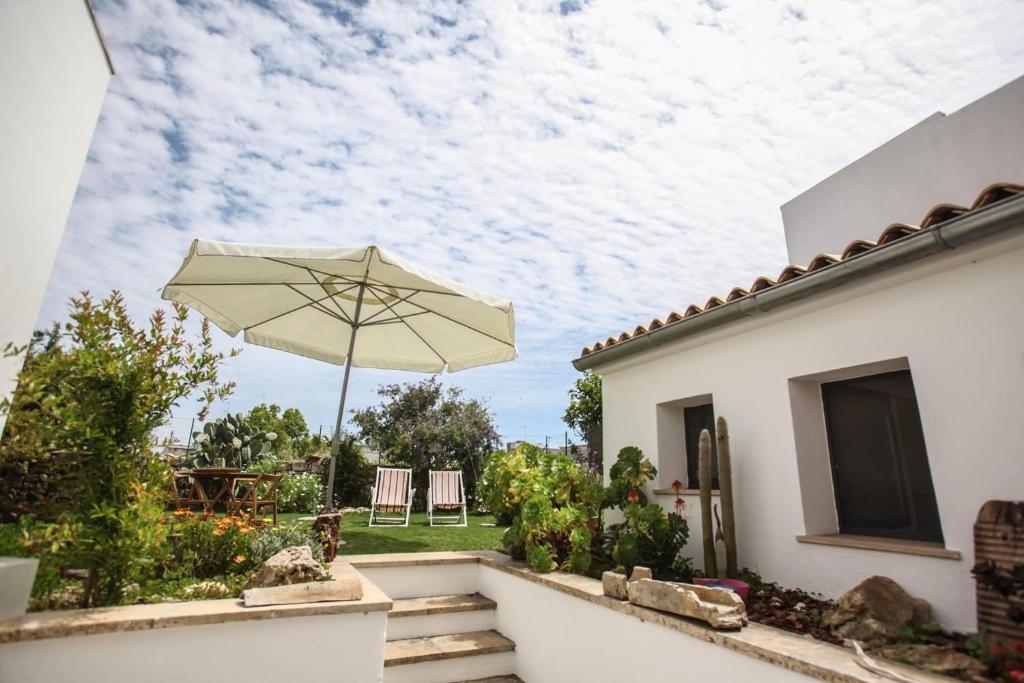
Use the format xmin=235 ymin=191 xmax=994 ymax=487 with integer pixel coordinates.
xmin=191 ymin=412 xmax=277 ymax=469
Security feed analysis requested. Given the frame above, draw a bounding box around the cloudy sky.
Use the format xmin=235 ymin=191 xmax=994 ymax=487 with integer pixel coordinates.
xmin=40 ymin=0 xmax=1024 ymax=445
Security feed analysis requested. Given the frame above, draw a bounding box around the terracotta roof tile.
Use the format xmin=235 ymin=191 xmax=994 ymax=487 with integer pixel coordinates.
xmin=579 ymin=182 xmax=1024 ymax=358
xmin=726 ymin=287 xmax=749 ymax=302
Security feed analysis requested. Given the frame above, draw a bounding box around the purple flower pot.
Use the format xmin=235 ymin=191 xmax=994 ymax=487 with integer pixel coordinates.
xmin=693 ymin=577 xmax=750 ymax=602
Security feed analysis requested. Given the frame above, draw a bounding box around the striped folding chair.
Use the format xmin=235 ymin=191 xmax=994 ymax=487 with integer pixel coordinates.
xmin=369 ymin=467 xmax=414 ymax=527
xmin=428 ymin=470 xmax=467 ymax=527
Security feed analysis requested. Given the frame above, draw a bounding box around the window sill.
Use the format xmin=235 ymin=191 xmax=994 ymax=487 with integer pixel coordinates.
xmin=796 ymin=533 xmax=961 ymax=560
xmin=652 ymin=488 xmax=719 ymax=496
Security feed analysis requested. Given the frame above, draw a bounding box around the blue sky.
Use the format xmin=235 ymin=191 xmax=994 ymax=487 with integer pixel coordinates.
xmin=39 ymin=0 xmax=1024 ymax=446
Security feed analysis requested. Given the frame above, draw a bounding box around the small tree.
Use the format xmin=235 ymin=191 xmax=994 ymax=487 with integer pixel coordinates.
xmin=563 ymin=370 xmax=603 ymax=473
xmin=319 ymin=432 xmax=373 ymax=507
xmin=351 ymin=377 xmax=500 ymax=508
xmin=0 ymin=292 xmax=237 ymax=606
xmin=245 ymin=403 xmax=311 ymax=459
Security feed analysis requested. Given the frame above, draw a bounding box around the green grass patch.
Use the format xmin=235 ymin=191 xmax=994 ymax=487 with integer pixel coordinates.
xmin=269 ymin=511 xmax=506 ymax=555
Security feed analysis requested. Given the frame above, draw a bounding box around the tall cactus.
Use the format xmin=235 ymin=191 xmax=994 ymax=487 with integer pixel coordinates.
xmin=698 ymin=428 xmax=717 ymax=578
xmin=717 ymin=416 xmax=738 ymax=579
xmin=191 ymin=412 xmax=277 ymax=469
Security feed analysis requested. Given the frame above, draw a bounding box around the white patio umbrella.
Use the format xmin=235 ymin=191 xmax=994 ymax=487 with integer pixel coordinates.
xmin=161 ymin=239 xmax=516 ymax=502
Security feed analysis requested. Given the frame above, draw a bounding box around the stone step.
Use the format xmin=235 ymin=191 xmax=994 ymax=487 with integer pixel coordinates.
xmin=384 ymin=630 xmax=516 ymax=668
xmin=448 ymin=676 xmax=524 ymax=683
xmin=389 ymin=593 xmax=497 ymax=618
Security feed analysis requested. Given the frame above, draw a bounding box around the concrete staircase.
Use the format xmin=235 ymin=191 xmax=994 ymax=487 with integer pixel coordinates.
xmin=382 ymin=593 xmax=521 ymax=683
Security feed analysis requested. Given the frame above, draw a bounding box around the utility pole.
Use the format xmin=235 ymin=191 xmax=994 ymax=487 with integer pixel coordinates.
xmin=545 ymin=435 xmax=549 ymax=451
xmin=184 ymin=418 xmax=195 ymax=456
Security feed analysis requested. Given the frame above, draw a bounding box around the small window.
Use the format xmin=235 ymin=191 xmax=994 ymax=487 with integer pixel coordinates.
xmin=822 ymin=370 xmax=943 ymax=543
xmin=684 ymin=403 xmax=718 ymax=490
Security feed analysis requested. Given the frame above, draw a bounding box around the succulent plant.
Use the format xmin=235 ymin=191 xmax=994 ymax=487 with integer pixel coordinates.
xmin=190 ymin=412 xmax=277 ymax=469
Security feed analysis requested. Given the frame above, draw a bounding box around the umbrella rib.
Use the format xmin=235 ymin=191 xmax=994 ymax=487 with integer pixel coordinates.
xmin=362 ymin=311 xmax=430 ymax=326
xmin=358 ymin=289 xmax=421 ymax=325
xmin=363 ymin=282 xmax=449 ymax=366
xmin=266 ymin=258 xmax=480 ymax=298
xmin=298 ymin=271 xmax=357 ymax=325
xmin=244 ymin=290 xmax=342 ymax=330
xmin=372 ymin=287 xmax=513 ymax=348
xmin=284 ymin=284 xmax=350 ymax=324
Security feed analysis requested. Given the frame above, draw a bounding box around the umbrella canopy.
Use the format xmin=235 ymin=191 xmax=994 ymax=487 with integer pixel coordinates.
xmin=162 ymin=239 xmax=516 ymax=503
xmin=162 ymin=240 xmax=516 ymax=372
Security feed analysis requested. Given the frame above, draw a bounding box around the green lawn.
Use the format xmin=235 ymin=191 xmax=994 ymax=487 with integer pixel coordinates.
xmin=272 ymin=511 xmax=507 ymax=556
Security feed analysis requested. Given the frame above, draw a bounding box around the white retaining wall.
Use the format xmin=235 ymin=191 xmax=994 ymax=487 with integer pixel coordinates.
xmin=0 ymin=610 xmax=387 ymax=683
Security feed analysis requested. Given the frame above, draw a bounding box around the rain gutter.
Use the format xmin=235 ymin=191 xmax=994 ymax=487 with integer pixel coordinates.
xmin=573 ymin=193 xmax=1024 ymax=372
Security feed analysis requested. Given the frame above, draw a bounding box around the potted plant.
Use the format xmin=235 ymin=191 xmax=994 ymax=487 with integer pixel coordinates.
xmin=0 ymin=557 xmax=38 ymax=620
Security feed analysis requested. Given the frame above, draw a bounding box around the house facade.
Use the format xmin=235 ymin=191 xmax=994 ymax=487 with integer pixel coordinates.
xmin=574 ymin=79 xmax=1024 ymax=631
xmin=0 ymin=0 xmax=113 ymax=434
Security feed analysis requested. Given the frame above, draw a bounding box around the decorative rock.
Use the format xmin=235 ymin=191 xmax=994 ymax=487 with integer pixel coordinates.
xmin=628 ymin=578 xmax=747 ymax=630
xmin=602 ymin=571 xmax=629 ymax=600
xmin=629 ymin=566 xmax=653 ymax=581
xmin=874 ymin=644 xmax=986 ymax=679
xmin=247 ymin=546 xmax=328 ymax=588
xmin=242 ymin=577 xmax=362 ymax=607
xmin=824 ymin=576 xmax=932 ymax=647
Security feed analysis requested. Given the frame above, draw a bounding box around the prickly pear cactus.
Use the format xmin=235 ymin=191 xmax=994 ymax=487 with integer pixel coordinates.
xmin=191 ymin=413 xmax=277 ymax=469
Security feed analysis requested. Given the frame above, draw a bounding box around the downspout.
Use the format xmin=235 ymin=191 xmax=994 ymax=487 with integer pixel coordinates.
xmin=573 ymin=193 xmax=1024 ymax=371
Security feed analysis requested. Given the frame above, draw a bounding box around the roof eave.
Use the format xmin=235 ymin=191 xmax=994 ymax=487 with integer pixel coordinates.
xmin=573 ymin=192 xmax=1024 ymax=372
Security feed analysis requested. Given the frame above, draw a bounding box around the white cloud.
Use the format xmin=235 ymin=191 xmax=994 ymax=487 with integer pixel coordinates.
xmin=41 ymin=0 xmax=1024 ymax=443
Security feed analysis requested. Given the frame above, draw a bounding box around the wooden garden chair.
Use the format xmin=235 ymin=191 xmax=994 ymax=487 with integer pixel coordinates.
xmin=228 ymin=473 xmax=282 ymax=526
xmin=428 ymin=470 xmax=467 ymax=527
xmin=369 ymin=467 xmax=414 ymax=527
xmin=169 ymin=471 xmax=208 ymax=510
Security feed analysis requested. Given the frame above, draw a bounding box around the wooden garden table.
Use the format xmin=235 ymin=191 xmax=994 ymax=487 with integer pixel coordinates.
xmin=188 ymin=468 xmax=260 ymax=512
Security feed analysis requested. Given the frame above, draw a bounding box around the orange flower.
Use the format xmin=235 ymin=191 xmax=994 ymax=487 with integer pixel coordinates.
xmin=671 ymin=480 xmax=684 ymax=494
xmin=212 ymin=528 xmax=225 ymax=537
xmin=675 ymin=497 xmax=686 ymax=513
xmin=233 ymin=554 xmax=246 ymax=564
xmin=626 ymin=489 xmax=640 ymax=504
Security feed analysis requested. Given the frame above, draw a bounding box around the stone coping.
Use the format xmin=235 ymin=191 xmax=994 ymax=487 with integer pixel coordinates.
xmin=0 ymin=562 xmax=390 ymax=645
xmin=344 ymin=550 xmax=953 ymax=683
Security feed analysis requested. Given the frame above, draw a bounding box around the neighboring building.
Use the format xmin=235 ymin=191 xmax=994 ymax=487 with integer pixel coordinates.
xmin=782 ymin=75 xmax=1024 ymax=265
xmin=574 ymin=78 xmax=1024 ymax=631
xmin=0 ymin=0 xmax=114 ymax=434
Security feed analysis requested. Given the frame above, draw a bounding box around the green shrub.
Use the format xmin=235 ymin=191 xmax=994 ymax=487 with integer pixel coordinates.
xmin=605 ymin=447 xmax=691 ymax=580
xmin=0 ymin=292 xmax=236 ymax=607
xmin=479 ymin=444 xmax=604 ymax=574
xmin=321 ymin=434 xmax=374 ymax=508
xmin=277 ymin=473 xmax=322 ymax=513
xmin=165 ymin=512 xmax=257 ymax=578
xmin=606 ymin=446 xmax=656 ymax=507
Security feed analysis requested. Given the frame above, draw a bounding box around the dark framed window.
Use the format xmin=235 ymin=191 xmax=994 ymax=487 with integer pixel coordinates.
xmin=684 ymin=403 xmax=718 ymax=489
xmin=822 ymin=370 xmax=943 ymax=543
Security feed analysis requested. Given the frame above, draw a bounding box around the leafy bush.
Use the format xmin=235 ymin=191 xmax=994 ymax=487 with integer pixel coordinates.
xmin=606 ymin=503 xmax=692 ymax=580
xmin=277 ymin=473 xmax=322 ymax=513
xmin=321 ymin=433 xmax=374 ymax=508
xmin=479 ymin=444 xmax=604 ymax=574
xmin=0 ymin=293 xmax=237 ymax=607
xmin=605 ymin=447 xmax=691 ymax=580
xmin=606 ymin=446 xmax=656 ymax=507
xmin=164 ymin=511 xmax=323 ymax=579
xmin=165 ymin=511 xmax=257 ymax=578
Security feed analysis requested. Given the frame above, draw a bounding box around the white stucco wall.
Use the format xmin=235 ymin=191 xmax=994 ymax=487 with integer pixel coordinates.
xmin=0 ymin=0 xmax=111 ymax=433
xmin=477 ymin=565 xmax=815 ymax=683
xmin=781 ymin=75 xmax=1024 ymax=265
xmin=598 ymin=229 xmax=1024 ymax=631
xmin=0 ymin=610 xmax=388 ymax=683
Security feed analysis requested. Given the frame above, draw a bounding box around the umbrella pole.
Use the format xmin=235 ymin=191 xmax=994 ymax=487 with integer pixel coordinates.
xmin=324 ymin=285 xmax=365 ymax=508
